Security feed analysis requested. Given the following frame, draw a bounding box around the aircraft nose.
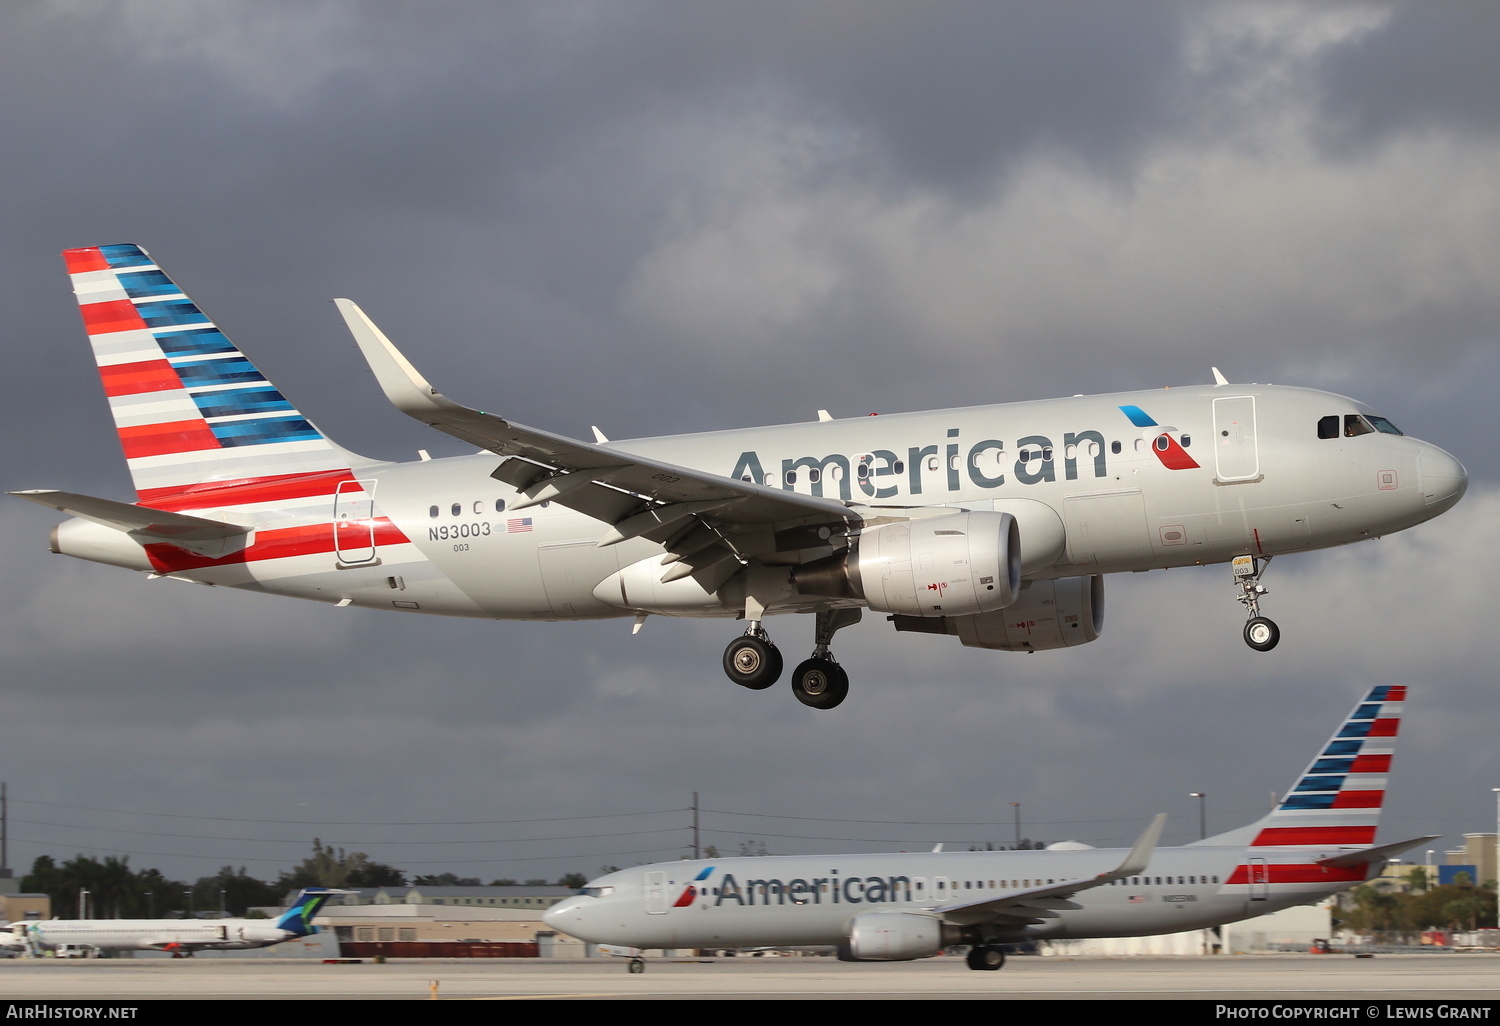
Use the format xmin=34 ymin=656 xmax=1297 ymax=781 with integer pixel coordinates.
xmin=1418 ymin=445 xmax=1468 ymax=516
xmin=542 ymin=898 xmax=581 ymax=931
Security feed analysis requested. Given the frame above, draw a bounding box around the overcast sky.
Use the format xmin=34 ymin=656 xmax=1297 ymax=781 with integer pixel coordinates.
xmin=1 ymin=1 xmax=1496 ymax=889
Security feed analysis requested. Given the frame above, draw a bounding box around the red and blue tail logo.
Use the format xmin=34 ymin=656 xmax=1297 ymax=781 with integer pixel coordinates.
xmin=64 ymin=244 xmax=353 ymax=502
xmin=1251 ymin=685 xmax=1404 ymax=848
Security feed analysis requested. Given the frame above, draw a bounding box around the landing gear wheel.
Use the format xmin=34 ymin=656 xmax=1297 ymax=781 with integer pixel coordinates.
xmin=1243 ymin=616 xmax=1280 ymax=652
xmin=723 ymin=636 xmax=783 ymax=690
xmin=791 ymin=658 xmax=849 ymax=710
xmin=966 ymin=945 xmax=1005 ymax=971
xmin=628 ymin=957 xmax=644 ymax=974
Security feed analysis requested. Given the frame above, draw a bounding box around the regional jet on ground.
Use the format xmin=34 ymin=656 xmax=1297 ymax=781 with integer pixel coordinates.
xmin=16 ymin=246 xmax=1467 ymax=708
xmin=5 ymin=887 xmax=343 ymax=957
xmin=544 ymin=686 xmax=1425 ymax=970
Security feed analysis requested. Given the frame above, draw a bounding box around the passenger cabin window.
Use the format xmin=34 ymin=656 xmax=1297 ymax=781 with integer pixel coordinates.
xmin=495 ymin=499 xmax=506 ymax=512
xmin=429 ymin=506 xmax=439 ymax=518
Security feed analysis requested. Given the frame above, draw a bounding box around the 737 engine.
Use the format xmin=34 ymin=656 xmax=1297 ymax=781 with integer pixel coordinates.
xmin=842 ymin=912 xmax=962 ymax=961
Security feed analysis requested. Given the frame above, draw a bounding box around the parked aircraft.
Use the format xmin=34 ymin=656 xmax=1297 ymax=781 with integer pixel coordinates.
xmin=16 ymin=245 xmax=1467 ymax=708
xmin=4 ymin=887 xmax=343 ymax=956
xmin=544 ymin=686 xmax=1424 ymax=970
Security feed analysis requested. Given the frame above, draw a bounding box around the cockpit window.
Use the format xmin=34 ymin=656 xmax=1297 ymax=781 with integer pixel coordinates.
xmin=580 ymin=886 xmax=613 ymax=898
xmin=1344 ymin=414 xmax=1374 ymax=437
xmin=1367 ymin=416 xmax=1404 ymax=436
xmin=1318 ymin=415 xmax=1339 ymax=440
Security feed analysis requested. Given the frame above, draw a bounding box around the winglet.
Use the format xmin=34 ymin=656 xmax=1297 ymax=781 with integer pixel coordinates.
xmin=1211 ymin=367 xmax=1229 ymax=386
xmin=335 ymin=299 xmax=451 ymax=420
xmin=1100 ymin=813 xmax=1167 ymax=882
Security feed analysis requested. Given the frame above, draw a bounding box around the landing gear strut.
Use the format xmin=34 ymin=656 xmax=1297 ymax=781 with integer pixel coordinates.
xmin=966 ymin=945 xmax=1006 ymax=971
xmin=790 ymin=609 xmax=860 ymax=710
xmin=1233 ymin=554 xmax=1280 ymax=652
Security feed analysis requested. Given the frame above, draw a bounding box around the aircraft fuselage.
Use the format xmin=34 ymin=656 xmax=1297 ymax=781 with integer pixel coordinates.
xmin=54 ymin=383 xmax=1465 ymax=622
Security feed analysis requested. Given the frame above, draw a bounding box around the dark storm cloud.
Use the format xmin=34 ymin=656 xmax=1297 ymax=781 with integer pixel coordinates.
xmin=1316 ymin=3 xmax=1500 ymax=144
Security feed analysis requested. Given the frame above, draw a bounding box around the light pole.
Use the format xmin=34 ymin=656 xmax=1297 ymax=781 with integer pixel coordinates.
xmin=1010 ymin=803 xmax=1020 ymax=849
xmin=1190 ymin=792 xmax=1207 ymax=840
xmin=1426 ymin=850 xmax=1434 ymax=894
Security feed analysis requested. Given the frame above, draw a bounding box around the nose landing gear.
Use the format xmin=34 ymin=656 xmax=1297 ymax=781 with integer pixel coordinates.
xmin=1233 ymin=554 xmax=1280 ymax=652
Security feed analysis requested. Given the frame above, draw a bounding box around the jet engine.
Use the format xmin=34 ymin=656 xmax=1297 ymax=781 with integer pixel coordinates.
xmin=843 ymin=912 xmax=961 ymax=961
xmin=792 ymin=510 xmax=1020 ymax=617
xmin=890 ymin=574 xmax=1104 ymax=651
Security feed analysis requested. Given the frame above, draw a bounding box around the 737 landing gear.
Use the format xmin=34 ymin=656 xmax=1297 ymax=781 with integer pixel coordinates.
xmin=966 ymin=945 xmax=1006 ymax=971
xmin=1233 ymin=554 xmax=1280 ymax=652
xmin=723 ymin=628 xmax=782 ymax=690
xmin=790 ymin=608 xmax=861 ymax=710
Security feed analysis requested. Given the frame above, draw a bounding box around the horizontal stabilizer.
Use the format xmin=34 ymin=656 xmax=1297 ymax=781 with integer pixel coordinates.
xmin=12 ymin=489 xmax=250 ymax=558
xmin=1317 ymin=835 xmax=1439 ymax=869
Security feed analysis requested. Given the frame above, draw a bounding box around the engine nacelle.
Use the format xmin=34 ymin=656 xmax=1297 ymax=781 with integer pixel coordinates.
xmin=793 ymin=511 xmax=1020 ymax=617
xmin=845 ymin=912 xmax=959 ymax=961
xmin=890 ymin=575 xmax=1104 ymax=651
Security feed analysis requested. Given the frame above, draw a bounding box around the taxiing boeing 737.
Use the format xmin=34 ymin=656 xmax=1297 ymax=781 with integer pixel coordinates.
xmin=543 ymin=687 xmax=1425 ymax=970
xmin=4 ymin=887 xmax=342 ymax=957
xmin=15 ymin=245 xmax=1467 ymax=708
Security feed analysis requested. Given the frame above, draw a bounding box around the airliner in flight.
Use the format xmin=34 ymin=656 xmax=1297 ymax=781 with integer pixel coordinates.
xmin=16 ymin=245 xmax=1466 ymax=708
xmin=543 ymin=686 xmax=1423 ymax=970
xmin=4 ymin=887 xmax=342 ymax=956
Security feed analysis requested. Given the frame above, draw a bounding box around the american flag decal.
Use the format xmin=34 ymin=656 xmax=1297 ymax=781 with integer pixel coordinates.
xmin=507 ymin=518 xmax=534 ymax=533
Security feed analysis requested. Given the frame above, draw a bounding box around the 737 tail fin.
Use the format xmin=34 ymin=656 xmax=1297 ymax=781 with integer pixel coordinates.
xmin=274 ymin=888 xmax=344 ymax=937
xmin=1193 ymin=685 xmax=1405 ymax=849
xmin=63 ymin=244 xmax=358 ymax=503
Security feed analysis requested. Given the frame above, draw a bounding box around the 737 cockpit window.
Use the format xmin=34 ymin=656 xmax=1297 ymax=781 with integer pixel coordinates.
xmin=1367 ymin=415 xmax=1404 ymax=435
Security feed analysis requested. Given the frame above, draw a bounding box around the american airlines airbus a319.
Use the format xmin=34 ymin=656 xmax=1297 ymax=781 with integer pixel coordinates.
xmin=543 ymin=687 xmax=1425 ymax=970
xmin=16 ymin=245 xmax=1467 ymax=708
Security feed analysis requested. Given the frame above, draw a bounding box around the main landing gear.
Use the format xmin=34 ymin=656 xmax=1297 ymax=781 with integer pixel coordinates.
xmin=722 ymin=608 xmax=861 ymax=710
xmin=1233 ymin=554 xmax=1280 ymax=652
xmin=966 ymin=945 xmax=1006 ymax=971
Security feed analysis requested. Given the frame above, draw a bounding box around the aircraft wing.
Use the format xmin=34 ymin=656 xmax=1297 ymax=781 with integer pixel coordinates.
xmin=933 ymin=814 xmax=1167 ymax=928
xmin=337 ymin=300 xmax=857 ymax=587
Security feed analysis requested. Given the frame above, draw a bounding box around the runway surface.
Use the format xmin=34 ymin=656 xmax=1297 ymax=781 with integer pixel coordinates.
xmin=2 ymin=953 xmax=1498 ymax=1001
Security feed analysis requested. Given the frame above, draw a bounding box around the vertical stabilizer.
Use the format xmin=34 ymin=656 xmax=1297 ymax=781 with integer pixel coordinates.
xmin=63 ymin=244 xmax=357 ymax=502
xmin=1192 ymin=685 xmax=1405 ymax=849
xmin=274 ymin=888 xmax=340 ymax=937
